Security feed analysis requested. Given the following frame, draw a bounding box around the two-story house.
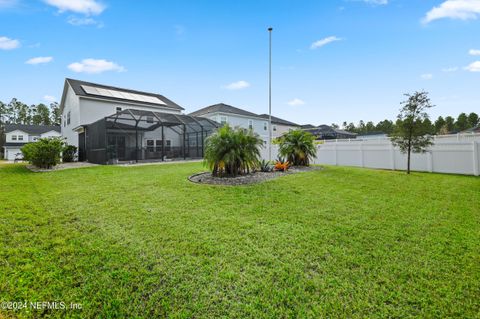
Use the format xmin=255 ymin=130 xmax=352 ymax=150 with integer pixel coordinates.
xmin=189 ymin=103 xmax=299 ymax=144
xmin=59 ymin=78 xmax=217 ymax=164
xmin=3 ymin=124 xmax=61 ymax=161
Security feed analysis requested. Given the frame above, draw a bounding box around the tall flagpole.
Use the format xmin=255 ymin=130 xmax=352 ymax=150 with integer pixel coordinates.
xmin=268 ymin=27 xmax=273 ymax=162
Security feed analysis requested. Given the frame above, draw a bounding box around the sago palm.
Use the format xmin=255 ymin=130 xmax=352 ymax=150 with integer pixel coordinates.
xmin=278 ymin=129 xmax=317 ymax=166
xmin=204 ymin=125 xmax=263 ymax=177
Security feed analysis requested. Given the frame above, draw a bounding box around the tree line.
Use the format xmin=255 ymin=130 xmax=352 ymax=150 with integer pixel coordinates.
xmin=0 ymin=98 xmax=61 ymax=126
xmin=333 ymin=112 xmax=479 ymax=135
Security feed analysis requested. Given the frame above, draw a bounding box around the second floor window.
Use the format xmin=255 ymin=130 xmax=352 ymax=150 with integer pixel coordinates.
xmin=116 ymin=107 xmax=122 ymax=113
xmin=273 ymin=125 xmax=277 ymax=132
xmin=264 ymin=122 xmax=267 ymax=130
xmin=18 ymin=135 xmax=23 ymax=141
xmin=12 ymin=135 xmax=17 ymax=141
xmin=220 ymin=116 xmax=227 ymax=125
xmin=248 ymin=120 xmax=253 ymax=130
xmin=67 ymin=111 xmax=71 ymax=125
xmin=147 ymin=116 xmax=154 ymax=123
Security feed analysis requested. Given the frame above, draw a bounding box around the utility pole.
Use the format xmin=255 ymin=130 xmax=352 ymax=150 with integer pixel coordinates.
xmin=268 ymin=27 xmax=273 ymax=161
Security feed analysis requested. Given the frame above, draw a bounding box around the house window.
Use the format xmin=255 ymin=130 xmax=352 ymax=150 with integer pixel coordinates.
xmin=147 ymin=116 xmax=154 ymax=123
xmin=116 ymin=107 xmax=122 ymax=113
xmin=220 ymin=116 xmax=227 ymax=125
xmin=63 ymin=115 xmax=66 ymax=127
xmin=273 ymin=125 xmax=277 ymax=132
xmin=165 ymin=140 xmax=171 ymax=151
xmin=33 ymin=136 xmax=39 ymax=141
xmin=248 ymin=120 xmax=253 ymax=130
xmin=146 ymin=139 xmax=155 ymax=152
xmin=18 ymin=135 xmax=23 ymax=141
xmin=264 ymin=122 xmax=267 ymax=130
xmin=12 ymin=135 xmax=17 ymax=141
xmin=67 ymin=111 xmax=71 ymax=125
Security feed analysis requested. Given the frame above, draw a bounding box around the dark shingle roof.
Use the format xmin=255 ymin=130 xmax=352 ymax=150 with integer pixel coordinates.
xmin=300 ymin=124 xmax=316 ymax=129
xmin=258 ymin=114 xmax=299 ymax=126
xmin=4 ymin=124 xmax=61 ymax=134
xmin=65 ymin=78 xmax=184 ymax=111
xmin=189 ymin=103 xmax=260 ymax=118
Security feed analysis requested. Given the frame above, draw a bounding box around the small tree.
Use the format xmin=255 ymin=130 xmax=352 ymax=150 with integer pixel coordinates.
xmin=62 ymin=145 xmax=77 ymax=163
xmin=21 ymin=137 xmax=65 ymax=169
xmin=277 ymin=129 xmax=317 ymax=166
xmin=391 ymin=91 xmax=434 ymax=174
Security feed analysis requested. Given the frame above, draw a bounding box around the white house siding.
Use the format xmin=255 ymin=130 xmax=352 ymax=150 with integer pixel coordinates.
xmin=204 ymin=112 xmax=270 ymax=140
xmin=61 ymin=85 xmax=81 ymax=147
xmin=3 ymin=129 xmax=61 ymax=160
xmin=5 ymin=130 xmax=28 ymax=143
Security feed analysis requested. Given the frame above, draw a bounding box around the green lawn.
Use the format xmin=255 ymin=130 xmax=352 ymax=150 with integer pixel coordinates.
xmin=1 ymin=163 xmax=479 ymax=318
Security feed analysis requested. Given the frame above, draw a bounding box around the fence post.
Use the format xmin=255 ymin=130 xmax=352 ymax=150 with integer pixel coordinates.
xmin=390 ymin=142 xmax=395 ymax=171
xmin=427 ymin=151 xmax=433 ymax=173
xmin=473 ymin=141 xmax=479 ymax=176
xmin=334 ymin=142 xmax=338 ymax=166
xmin=359 ymin=141 xmax=364 ymax=167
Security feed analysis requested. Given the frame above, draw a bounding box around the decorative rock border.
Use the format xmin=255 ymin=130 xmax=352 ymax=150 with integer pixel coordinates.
xmin=188 ymin=166 xmax=322 ymax=186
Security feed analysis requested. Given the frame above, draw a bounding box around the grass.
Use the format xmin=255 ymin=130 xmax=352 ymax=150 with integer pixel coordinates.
xmin=0 ymin=163 xmax=479 ymax=318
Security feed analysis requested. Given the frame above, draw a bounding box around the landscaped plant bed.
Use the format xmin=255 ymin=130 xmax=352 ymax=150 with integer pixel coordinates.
xmin=26 ymin=162 xmax=98 ymax=172
xmin=189 ymin=165 xmax=322 ymax=185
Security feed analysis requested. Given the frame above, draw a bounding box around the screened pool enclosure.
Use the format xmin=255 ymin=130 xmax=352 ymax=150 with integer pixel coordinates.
xmin=81 ymin=109 xmax=218 ymax=164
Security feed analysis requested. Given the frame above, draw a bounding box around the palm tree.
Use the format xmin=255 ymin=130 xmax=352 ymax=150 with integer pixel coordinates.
xmin=204 ymin=125 xmax=263 ymax=177
xmin=278 ymin=129 xmax=317 ymax=166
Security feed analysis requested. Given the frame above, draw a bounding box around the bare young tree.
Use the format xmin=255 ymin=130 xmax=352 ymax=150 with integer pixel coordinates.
xmin=391 ymin=91 xmax=434 ymax=174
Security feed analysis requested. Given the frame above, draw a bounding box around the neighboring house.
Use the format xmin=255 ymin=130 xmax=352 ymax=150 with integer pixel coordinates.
xmin=258 ymin=114 xmax=300 ymax=137
xmin=60 ymin=78 xmax=217 ymax=164
xmin=2 ymin=124 xmax=61 ymax=161
xmin=189 ymin=103 xmax=299 ymax=143
xmin=303 ymin=125 xmax=357 ymax=140
xmin=357 ymin=131 xmax=388 ymax=140
xmin=460 ymin=126 xmax=480 ymax=134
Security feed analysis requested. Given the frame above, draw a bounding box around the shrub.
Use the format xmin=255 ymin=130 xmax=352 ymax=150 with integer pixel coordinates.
xmin=204 ymin=125 xmax=263 ymax=177
xmin=62 ymin=145 xmax=77 ymax=163
xmin=21 ymin=137 xmax=65 ymax=169
xmin=278 ymin=129 xmax=317 ymax=166
xmin=274 ymin=158 xmax=289 ymax=172
xmin=260 ymin=159 xmax=274 ymax=172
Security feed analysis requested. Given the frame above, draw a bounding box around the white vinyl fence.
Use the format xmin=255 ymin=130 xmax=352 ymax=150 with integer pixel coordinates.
xmin=261 ymin=133 xmax=480 ymax=176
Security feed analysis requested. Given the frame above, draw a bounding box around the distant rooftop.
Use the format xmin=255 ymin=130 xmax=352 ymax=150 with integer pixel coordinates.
xmin=4 ymin=124 xmax=61 ymax=135
xmin=189 ymin=103 xmax=259 ymax=118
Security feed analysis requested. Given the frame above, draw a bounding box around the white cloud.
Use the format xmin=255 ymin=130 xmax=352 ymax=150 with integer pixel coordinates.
xmin=442 ymin=66 xmax=459 ymax=72
xmin=68 ymin=59 xmax=125 ymax=74
xmin=44 ymin=0 xmax=105 ymax=15
xmin=0 ymin=36 xmax=20 ymax=50
xmin=43 ymin=95 xmax=57 ymax=103
xmin=25 ymin=56 xmax=53 ymax=65
xmin=67 ymin=16 xmax=103 ymax=27
xmin=311 ymin=36 xmax=342 ymax=49
xmin=469 ymin=49 xmax=480 ymax=55
xmin=422 ymin=0 xmax=480 ymax=24
xmin=465 ymin=61 xmax=480 ymax=72
xmin=421 ymin=73 xmax=433 ymax=80
xmin=223 ymin=80 xmax=250 ymax=90
xmin=287 ymin=98 xmax=305 ymax=106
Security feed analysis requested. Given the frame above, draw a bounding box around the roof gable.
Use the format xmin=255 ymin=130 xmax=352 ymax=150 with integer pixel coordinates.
xmin=4 ymin=124 xmax=61 ymax=135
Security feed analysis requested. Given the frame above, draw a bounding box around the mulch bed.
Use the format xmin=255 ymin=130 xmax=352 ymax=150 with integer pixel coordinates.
xmin=188 ymin=166 xmax=322 ymax=186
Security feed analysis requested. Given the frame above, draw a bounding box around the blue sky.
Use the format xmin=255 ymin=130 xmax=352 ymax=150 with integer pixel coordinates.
xmin=0 ymin=0 xmax=479 ymax=126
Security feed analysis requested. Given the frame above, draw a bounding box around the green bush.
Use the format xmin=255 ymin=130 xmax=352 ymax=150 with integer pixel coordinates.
xmin=278 ymin=129 xmax=317 ymax=166
xmin=62 ymin=145 xmax=77 ymax=163
xmin=204 ymin=125 xmax=263 ymax=177
xmin=21 ymin=137 xmax=65 ymax=169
